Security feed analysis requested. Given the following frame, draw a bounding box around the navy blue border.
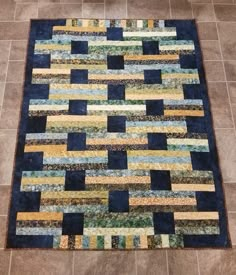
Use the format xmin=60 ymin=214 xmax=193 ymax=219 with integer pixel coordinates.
xmin=6 ymin=19 xmax=231 ymax=249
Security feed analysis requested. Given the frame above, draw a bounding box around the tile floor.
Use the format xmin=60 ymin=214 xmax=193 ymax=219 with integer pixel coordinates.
xmin=0 ymin=0 xmax=236 ymax=274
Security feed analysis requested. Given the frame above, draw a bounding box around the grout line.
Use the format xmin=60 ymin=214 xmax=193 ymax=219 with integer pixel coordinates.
xmin=190 ymin=1 xmax=194 ymax=19
xmin=0 ymin=214 xmax=7 ymax=217
xmin=81 ymin=0 xmax=83 ymax=17
xmin=214 ymin=127 xmax=235 ymax=130
xmin=135 ymin=251 xmax=138 ymax=275
xmin=8 ymin=250 xmax=12 ymax=275
xmin=165 ymin=251 xmax=169 ymax=275
xmin=126 ymin=0 xmax=128 ymax=18
xmin=13 ymin=2 xmax=17 ymax=22
xmin=214 ymin=2 xmax=236 ymax=136
xmin=228 ymin=211 xmax=236 ymax=213
xmin=196 ymin=251 xmax=201 ymax=275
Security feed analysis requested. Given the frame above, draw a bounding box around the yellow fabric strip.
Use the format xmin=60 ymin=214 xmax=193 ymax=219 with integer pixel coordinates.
xmin=17 ymin=212 xmax=63 ymax=221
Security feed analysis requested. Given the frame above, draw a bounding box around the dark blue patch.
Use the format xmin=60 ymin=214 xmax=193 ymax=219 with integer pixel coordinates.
xmin=15 ymin=192 xmax=41 ymax=212
xmin=67 ymin=133 xmax=86 ymax=151
xmin=144 ymin=70 xmax=162 ymax=84
xmin=109 ymin=191 xmax=129 ymax=212
xmin=33 ymin=54 xmax=50 ymax=68
xmin=107 ymin=116 xmax=126 ymax=132
xmin=62 ymin=213 xmax=84 ymax=235
xmin=26 ymin=116 xmax=47 ymax=133
xmin=150 ymin=170 xmax=171 ymax=190
xmin=33 ymin=20 xmax=66 ymax=40
xmin=107 ymin=27 xmax=123 ymax=40
xmin=24 ymin=84 xmax=49 ymax=99
xmin=23 ymin=152 xmax=43 ymax=170
xmin=196 ymin=192 xmax=217 ymax=211
xmin=148 ymin=133 xmax=167 ymax=150
xmin=107 ymin=55 xmax=124 ymax=69
xmin=142 ymin=41 xmax=159 ymax=55
xmin=65 ymin=170 xmax=85 ymax=191
xmin=186 ymin=117 xmax=207 ymax=133
xmin=146 ymin=100 xmax=164 ymax=115
xmin=180 ymin=54 xmax=197 ymax=69
xmin=183 ymin=84 xmax=204 ymax=100
xmin=71 ymin=69 xmax=88 ymax=84
xmin=108 ymin=84 xmax=125 ymax=100
xmin=191 ymin=152 xmax=212 ymax=170
xmin=108 ymin=151 xmax=127 ymax=169
xmin=153 ymin=212 xmax=175 ymax=234
xmin=164 ymin=20 xmax=197 ymax=40
xmin=183 ymin=235 xmax=230 ymax=248
xmin=6 ymin=235 xmax=53 ymax=249
xmin=69 ymin=100 xmax=87 ymax=115
xmin=71 ymin=41 xmax=88 ymax=54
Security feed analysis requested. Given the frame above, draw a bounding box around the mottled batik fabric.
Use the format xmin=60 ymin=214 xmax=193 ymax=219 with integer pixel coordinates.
xmin=6 ymin=19 xmax=230 ymax=249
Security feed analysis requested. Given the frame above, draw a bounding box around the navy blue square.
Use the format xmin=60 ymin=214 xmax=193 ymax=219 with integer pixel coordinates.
xmin=150 ymin=170 xmax=171 ymax=190
xmin=71 ymin=69 xmax=88 ymax=84
xmin=62 ymin=213 xmax=84 ymax=235
xmin=33 ymin=54 xmax=50 ymax=68
xmin=109 ymin=191 xmax=129 ymax=212
xmin=16 ymin=192 xmax=41 ymax=212
xmin=26 ymin=117 xmax=46 ymax=133
xmin=107 ymin=27 xmax=123 ymax=41
xmin=148 ymin=133 xmax=167 ymax=150
xmin=183 ymin=84 xmax=204 ymax=100
xmin=65 ymin=170 xmax=85 ymax=191
xmin=187 ymin=117 xmax=206 ymax=133
xmin=23 ymin=152 xmax=43 ymax=171
xmin=153 ymin=212 xmax=175 ymax=234
xmin=143 ymin=41 xmax=159 ymax=55
xmin=191 ymin=152 xmax=212 ymax=171
xmin=144 ymin=70 xmax=162 ymax=84
xmin=108 ymin=151 xmax=127 ymax=169
xmin=71 ymin=41 xmax=88 ymax=54
xmin=196 ymin=192 xmax=217 ymax=211
xmin=69 ymin=100 xmax=87 ymax=115
xmin=146 ymin=100 xmax=164 ymax=115
xmin=107 ymin=55 xmax=124 ymax=69
xmin=108 ymin=85 xmax=125 ymax=100
xmin=108 ymin=116 xmax=126 ymax=132
xmin=180 ymin=54 xmax=197 ymax=69
xmin=67 ymin=133 xmax=86 ymax=151
xmin=25 ymin=84 xmax=49 ymax=99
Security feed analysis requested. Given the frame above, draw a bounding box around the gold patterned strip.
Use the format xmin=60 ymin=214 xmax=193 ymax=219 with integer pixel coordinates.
xmin=17 ymin=212 xmax=63 ymax=221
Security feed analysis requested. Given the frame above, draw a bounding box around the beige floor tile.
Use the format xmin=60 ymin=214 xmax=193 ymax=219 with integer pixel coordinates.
xmin=204 ymin=61 xmax=225 ymax=81
xmin=105 ymin=0 xmax=127 ymax=19
xmin=215 ymin=5 xmax=236 ymax=21
xmin=192 ymin=3 xmax=215 ymax=21
xmin=0 ymin=0 xmax=16 ymax=20
xmin=170 ymin=0 xmax=192 ymax=19
xmin=136 ymin=251 xmax=168 ymax=275
xmin=74 ymin=251 xmax=136 ymax=275
xmin=15 ymin=3 xmax=38 ymax=21
xmin=228 ymin=213 xmax=236 ymax=245
xmin=0 ymin=130 xmax=16 ymax=186
xmin=38 ymin=3 xmax=64 ymax=18
xmin=168 ymin=251 xmax=199 ymax=275
xmin=0 ymin=250 xmax=11 ymax=275
xmin=200 ymin=40 xmax=221 ymax=60
xmin=224 ymin=60 xmax=236 ymax=81
xmin=207 ymin=82 xmax=233 ymax=128
xmin=215 ymin=129 xmax=236 ymax=183
xmin=63 ymin=4 xmax=82 ymax=17
xmin=0 ymin=83 xmax=23 ymax=129
xmin=0 ymin=41 xmax=11 ymax=82
xmin=6 ymin=61 xmax=25 ymax=83
xmin=0 ymin=22 xmax=30 ymax=40
xmin=217 ymin=22 xmax=236 ymax=60
xmin=11 ymin=250 xmax=73 ymax=275
xmin=10 ymin=40 xmax=27 ymax=61
xmin=83 ymin=3 xmax=105 ymax=19
xmin=0 ymin=216 xmax=7 ymax=248
xmin=127 ymin=0 xmax=170 ymax=19
xmin=197 ymin=22 xmax=218 ymax=40
xmin=198 ymin=249 xmax=236 ymax=275
xmin=0 ymin=185 xmax=10 ymax=215
xmin=228 ymin=82 xmax=236 ymax=104
xmin=224 ymin=183 xmax=236 ymax=211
